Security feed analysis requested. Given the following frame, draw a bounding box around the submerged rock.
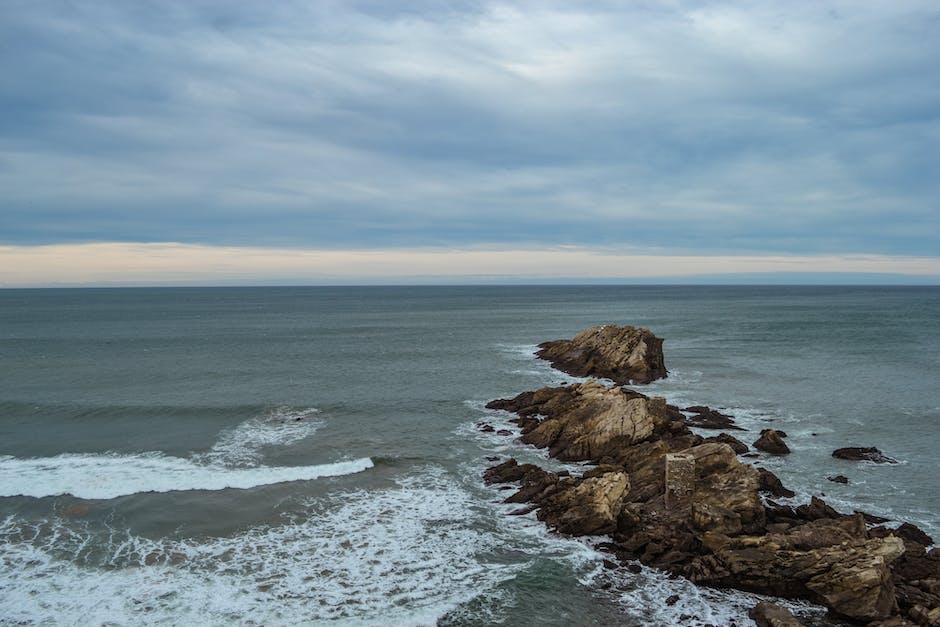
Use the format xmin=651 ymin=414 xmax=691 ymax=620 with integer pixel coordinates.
xmin=535 ymin=325 xmax=667 ymax=385
xmin=833 ymin=447 xmax=898 ymax=464
xmin=682 ymin=406 xmax=743 ymax=431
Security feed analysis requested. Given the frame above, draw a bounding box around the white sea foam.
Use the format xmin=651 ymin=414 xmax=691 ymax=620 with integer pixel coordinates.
xmin=0 ymin=452 xmax=374 ymax=500
xmin=0 ymin=407 xmax=367 ymax=500
xmin=197 ymin=407 xmax=323 ymax=467
xmin=0 ymin=467 xmax=520 ymax=626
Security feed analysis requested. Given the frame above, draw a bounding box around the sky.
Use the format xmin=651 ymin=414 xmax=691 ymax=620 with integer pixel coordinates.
xmin=1 ymin=0 xmax=938 ymax=285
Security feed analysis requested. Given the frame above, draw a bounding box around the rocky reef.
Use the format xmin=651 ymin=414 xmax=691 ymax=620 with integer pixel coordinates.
xmin=484 ymin=327 xmax=940 ymax=625
xmin=535 ymin=324 xmax=668 ymax=385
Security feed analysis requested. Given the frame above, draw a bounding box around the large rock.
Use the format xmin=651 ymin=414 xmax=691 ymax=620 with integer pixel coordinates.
xmin=487 ymin=382 xmax=679 ymax=461
xmin=754 ymin=429 xmax=791 ymax=455
xmin=535 ymin=325 xmax=667 ymax=384
xmin=691 ymin=535 xmax=905 ymax=621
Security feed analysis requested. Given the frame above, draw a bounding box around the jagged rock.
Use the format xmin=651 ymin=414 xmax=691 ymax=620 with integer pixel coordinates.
xmin=486 ymin=382 xmax=680 ymax=461
xmin=827 ymin=475 xmax=849 ymax=484
xmin=691 ymin=535 xmax=905 ymax=621
xmin=749 ymin=601 xmax=804 ymax=626
xmin=682 ymin=406 xmax=743 ymax=431
xmin=535 ymin=325 xmax=667 ymax=384
xmin=704 ymin=432 xmax=749 ymax=454
xmin=832 ymin=447 xmax=898 ymax=464
xmin=537 ymin=470 xmax=630 ymax=535
xmin=758 ymin=468 xmax=796 ymax=498
xmin=895 ymin=522 xmax=935 ymax=547
xmin=754 ymin=429 xmax=791 ymax=455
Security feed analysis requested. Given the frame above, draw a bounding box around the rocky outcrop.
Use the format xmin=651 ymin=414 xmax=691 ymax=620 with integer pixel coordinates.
xmin=833 ymin=447 xmax=898 ymax=464
xmin=535 ymin=325 xmax=667 ymax=385
xmin=486 ymin=382 xmax=938 ymax=624
xmin=754 ymin=429 xmax=791 ymax=455
xmin=486 ymin=382 xmax=687 ymax=462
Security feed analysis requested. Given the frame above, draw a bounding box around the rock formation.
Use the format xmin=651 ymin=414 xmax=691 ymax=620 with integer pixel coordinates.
xmin=833 ymin=447 xmax=898 ymax=464
xmin=754 ymin=429 xmax=791 ymax=455
xmin=484 ymin=327 xmax=939 ymax=625
xmin=535 ymin=325 xmax=667 ymax=384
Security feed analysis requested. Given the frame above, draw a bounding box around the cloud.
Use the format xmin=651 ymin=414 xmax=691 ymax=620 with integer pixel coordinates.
xmin=0 ymin=1 xmax=938 ymax=258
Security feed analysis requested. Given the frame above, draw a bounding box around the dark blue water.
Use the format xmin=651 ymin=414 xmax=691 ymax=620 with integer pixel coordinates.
xmin=1 ymin=286 xmax=938 ymax=625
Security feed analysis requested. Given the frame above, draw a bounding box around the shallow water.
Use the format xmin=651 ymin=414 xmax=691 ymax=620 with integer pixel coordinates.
xmin=1 ymin=285 xmax=937 ymax=625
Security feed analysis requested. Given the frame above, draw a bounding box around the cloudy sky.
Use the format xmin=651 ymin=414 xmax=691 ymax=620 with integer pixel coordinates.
xmin=1 ymin=0 xmax=938 ymax=285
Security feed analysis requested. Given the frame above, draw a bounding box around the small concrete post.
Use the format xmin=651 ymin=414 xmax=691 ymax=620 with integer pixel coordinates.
xmin=665 ymin=452 xmax=695 ymax=510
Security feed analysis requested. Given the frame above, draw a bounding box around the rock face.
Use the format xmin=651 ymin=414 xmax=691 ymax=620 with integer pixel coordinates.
xmin=486 ymin=378 xmax=939 ymax=624
xmin=833 ymin=447 xmax=898 ymax=464
xmin=535 ymin=325 xmax=667 ymax=385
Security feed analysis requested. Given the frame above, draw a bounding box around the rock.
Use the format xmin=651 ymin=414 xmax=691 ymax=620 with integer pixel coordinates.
xmin=666 ymin=594 xmax=680 ymax=606
xmin=754 ymin=429 xmax=790 ymax=455
xmin=487 ymin=382 xmax=679 ymax=462
xmin=703 ymin=432 xmax=749 ymax=454
xmin=496 ymin=429 xmax=513 ymax=436
xmin=749 ymin=601 xmax=804 ymax=626
xmin=832 ymin=447 xmax=898 ymax=464
xmin=537 ymin=470 xmax=631 ymax=535
xmin=535 ymin=325 xmax=667 ymax=385
xmin=895 ymin=522 xmax=935 ymax=547
xmin=795 ymin=496 xmax=843 ymax=521
xmin=682 ymin=406 xmax=743 ymax=431
xmin=827 ymin=475 xmax=849 ymax=484
xmin=758 ymin=468 xmax=796 ymax=498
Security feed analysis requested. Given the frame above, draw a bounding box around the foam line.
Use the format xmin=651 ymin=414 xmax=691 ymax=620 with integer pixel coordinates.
xmin=0 ymin=453 xmax=373 ymax=500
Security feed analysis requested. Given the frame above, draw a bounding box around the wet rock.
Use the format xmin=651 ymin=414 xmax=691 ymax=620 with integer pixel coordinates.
xmin=832 ymin=447 xmax=898 ymax=464
xmin=682 ymin=406 xmax=743 ymax=431
xmin=749 ymin=601 xmax=804 ymax=626
xmin=535 ymin=325 xmax=667 ymax=385
xmin=754 ymin=429 xmax=791 ymax=455
xmin=703 ymin=432 xmax=749 ymax=454
xmin=827 ymin=475 xmax=849 ymax=484
xmin=496 ymin=429 xmax=513 ymax=436
xmin=758 ymin=468 xmax=796 ymax=498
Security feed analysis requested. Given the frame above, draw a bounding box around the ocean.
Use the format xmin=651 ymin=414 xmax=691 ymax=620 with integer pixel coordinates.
xmin=1 ymin=285 xmax=938 ymax=626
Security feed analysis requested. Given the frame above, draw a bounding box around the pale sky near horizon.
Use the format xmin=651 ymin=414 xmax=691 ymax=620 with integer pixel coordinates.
xmin=1 ymin=1 xmax=938 ymax=285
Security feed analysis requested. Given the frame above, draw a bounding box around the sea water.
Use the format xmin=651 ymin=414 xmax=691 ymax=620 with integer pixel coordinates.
xmin=1 ymin=286 xmax=938 ymax=625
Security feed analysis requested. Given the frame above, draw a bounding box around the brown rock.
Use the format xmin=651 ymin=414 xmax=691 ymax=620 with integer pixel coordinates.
xmin=535 ymin=325 xmax=667 ymax=385
xmin=749 ymin=601 xmax=804 ymax=626
xmin=754 ymin=429 xmax=791 ymax=455
xmin=490 ymin=382 xmax=674 ymax=462
xmin=704 ymin=432 xmax=749 ymax=454
xmin=537 ymin=470 xmax=631 ymax=536
xmin=758 ymin=468 xmax=796 ymax=498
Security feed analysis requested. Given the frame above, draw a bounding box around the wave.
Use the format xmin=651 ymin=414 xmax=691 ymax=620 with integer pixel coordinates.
xmin=0 ymin=452 xmax=374 ymax=500
xmin=196 ymin=406 xmax=323 ymax=467
xmin=0 ymin=467 xmax=519 ymax=626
